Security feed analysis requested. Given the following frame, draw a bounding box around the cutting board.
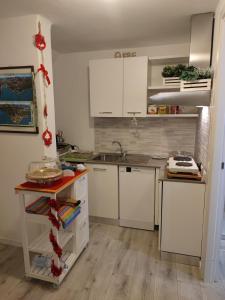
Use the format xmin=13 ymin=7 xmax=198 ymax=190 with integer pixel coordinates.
xmin=167 ymin=170 xmax=202 ymax=181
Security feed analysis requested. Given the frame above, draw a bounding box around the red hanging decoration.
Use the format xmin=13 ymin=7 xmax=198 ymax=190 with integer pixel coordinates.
xmin=43 ymin=104 xmax=48 ymax=118
xmin=42 ymin=128 xmax=52 ymax=146
xmin=51 ymin=260 xmax=62 ymax=277
xmin=35 ymin=31 xmax=46 ymax=51
xmin=48 ymin=199 xmax=59 ymax=211
xmin=38 ymin=64 xmax=51 ymax=85
xmin=47 ymin=209 xmax=61 ymax=230
xmin=49 ymin=230 xmax=63 ymax=258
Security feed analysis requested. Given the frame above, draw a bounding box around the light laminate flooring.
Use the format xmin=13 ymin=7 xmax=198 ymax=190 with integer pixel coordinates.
xmin=1 ymin=222 xmax=225 ymax=300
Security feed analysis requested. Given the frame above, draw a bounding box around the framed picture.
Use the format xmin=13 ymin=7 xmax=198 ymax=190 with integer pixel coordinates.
xmin=0 ymin=66 xmax=38 ymax=133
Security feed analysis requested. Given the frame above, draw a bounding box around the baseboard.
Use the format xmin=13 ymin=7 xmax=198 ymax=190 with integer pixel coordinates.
xmin=160 ymin=251 xmax=200 ymax=267
xmin=0 ymin=237 xmax=21 ymax=247
xmin=119 ymin=219 xmax=154 ymax=231
xmin=90 ymin=216 xmax=119 ymax=226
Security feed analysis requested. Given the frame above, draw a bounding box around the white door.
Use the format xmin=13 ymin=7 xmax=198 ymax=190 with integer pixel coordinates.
xmin=123 ymin=57 xmax=148 ymax=117
xmin=89 ymin=58 xmax=123 ymax=117
xmin=86 ymin=164 xmax=118 ymax=219
xmin=119 ymin=166 xmax=155 ymax=230
xmin=161 ymin=181 xmax=205 ymax=257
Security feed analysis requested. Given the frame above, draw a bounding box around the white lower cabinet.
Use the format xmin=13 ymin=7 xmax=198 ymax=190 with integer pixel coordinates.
xmin=160 ymin=181 xmax=205 ymax=257
xmin=86 ymin=164 xmax=119 ymax=219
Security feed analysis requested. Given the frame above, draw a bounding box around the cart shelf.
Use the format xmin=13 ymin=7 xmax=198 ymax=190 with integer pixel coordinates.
xmin=29 ymin=230 xmax=73 ymax=255
xmin=30 ymin=252 xmax=77 ymax=284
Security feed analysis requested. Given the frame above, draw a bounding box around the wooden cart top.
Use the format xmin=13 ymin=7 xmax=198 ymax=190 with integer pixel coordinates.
xmin=15 ymin=170 xmax=88 ymax=194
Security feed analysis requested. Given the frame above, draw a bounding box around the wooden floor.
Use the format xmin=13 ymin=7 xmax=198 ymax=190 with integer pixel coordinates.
xmin=1 ymin=222 xmax=225 ymax=300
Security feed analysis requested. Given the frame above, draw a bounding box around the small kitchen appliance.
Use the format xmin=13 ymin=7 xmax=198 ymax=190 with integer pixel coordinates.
xmin=167 ymin=155 xmax=199 ymax=174
xmin=167 ymin=154 xmax=202 ymax=180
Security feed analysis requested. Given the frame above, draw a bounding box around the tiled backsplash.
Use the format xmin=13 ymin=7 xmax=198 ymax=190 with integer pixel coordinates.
xmin=95 ymin=118 xmax=197 ymax=156
xmin=195 ymin=107 xmax=210 ymax=170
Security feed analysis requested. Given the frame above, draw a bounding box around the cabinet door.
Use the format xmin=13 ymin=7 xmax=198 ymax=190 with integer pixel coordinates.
xmin=123 ymin=57 xmax=148 ymax=117
xmin=89 ymin=59 xmax=123 ymax=117
xmin=86 ymin=164 xmax=118 ymax=219
xmin=161 ymin=182 xmax=205 ymax=257
xmin=119 ymin=166 xmax=155 ymax=230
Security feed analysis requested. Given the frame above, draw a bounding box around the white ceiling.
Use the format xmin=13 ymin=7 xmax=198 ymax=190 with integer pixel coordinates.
xmin=0 ymin=0 xmax=219 ymax=53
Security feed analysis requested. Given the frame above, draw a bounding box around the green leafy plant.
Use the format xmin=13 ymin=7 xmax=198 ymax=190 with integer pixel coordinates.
xmin=174 ymin=64 xmax=186 ymax=77
xmin=161 ymin=65 xmax=175 ymax=78
xmin=179 ymin=66 xmax=198 ymax=81
xmin=162 ymin=64 xmax=212 ymax=81
xmin=198 ymin=69 xmax=212 ymax=79
xmin=180 ymin=66 xmax=212 ymax=81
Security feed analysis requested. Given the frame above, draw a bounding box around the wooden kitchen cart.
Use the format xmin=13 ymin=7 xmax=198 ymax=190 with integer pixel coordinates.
xmin=15 ymin=170 xmax=89 ymax=286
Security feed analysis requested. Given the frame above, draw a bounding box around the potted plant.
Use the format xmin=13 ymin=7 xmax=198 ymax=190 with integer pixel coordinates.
xmin=162 ymin=64 xmax=186 ymax=87
xmin=180 ymin=67 xmax=212 ymax=91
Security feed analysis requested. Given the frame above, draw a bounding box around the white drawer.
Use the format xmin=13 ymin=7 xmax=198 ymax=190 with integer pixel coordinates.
xmin=80 ymin=198 xmax=88 ymax=216
xmin=76 ymin=214 xmax=89 ymax=253
xmin=75 ymin=175 xmax=88 ymax=200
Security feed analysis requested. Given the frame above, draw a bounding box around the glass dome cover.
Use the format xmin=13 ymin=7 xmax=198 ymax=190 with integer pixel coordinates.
xmin=26 ymin=157 xmax=62 ymax=184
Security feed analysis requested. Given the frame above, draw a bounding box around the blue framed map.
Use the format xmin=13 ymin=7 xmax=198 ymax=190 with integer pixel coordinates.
xmin=0 ymin=66 xmax=38 ymax=133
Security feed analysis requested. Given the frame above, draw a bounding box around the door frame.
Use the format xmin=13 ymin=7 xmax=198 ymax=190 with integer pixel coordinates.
xmin=201 ymin=1 xmax=225 ymax=282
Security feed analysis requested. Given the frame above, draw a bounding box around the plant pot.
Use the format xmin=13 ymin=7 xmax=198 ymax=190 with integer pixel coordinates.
xmin=180 ymin=79 xmax=211 ymax=91
xmin=163 ymin=77 xmax=181 ymax=87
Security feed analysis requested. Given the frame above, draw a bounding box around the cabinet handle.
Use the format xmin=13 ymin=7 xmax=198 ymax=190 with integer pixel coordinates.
xmin=127 ymin=112 xmax=142 ymax=114
xmin=93 ymin=168 xmax=107 ymax=171
xmin=99 ymin=112 xmax=113 ymax=114
xmin=132 ymin=169 xmax=141 ymax=172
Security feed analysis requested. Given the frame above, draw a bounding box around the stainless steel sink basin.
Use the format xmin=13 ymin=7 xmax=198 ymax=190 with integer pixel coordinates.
xmin=92 ymin=153 xmax=151 ymax=164
xmin=92 ymin=153 xmax=122 ymax=162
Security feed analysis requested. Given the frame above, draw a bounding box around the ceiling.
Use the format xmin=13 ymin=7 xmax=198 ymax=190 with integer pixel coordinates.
xmin=0 ymin=0 xmax=219 ymax=53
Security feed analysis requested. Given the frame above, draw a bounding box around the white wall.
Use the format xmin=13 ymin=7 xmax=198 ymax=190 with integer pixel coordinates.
xmin=201 ymin=0 xmax=225 ymax=282
xmin=53 ymin=43 xmax=189 ymax=151
xmin=0 ymin=15 xmax=56 ymax=244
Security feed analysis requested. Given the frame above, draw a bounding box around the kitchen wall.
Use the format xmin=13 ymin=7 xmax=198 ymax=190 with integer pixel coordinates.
xmin=53 ymin=43 xmax=190 ymax=151
xmin=195 ymin=107 xmax=210 ymax=169
xmin=0 ymin=15 xmax=56 ymax=245
xmin=95 ymin=117 xmax=197 ymax=156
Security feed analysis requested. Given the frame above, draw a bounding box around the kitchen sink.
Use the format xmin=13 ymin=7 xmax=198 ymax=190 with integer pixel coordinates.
xmin=92 ymin=153 xmax=122 ymax=162
xmin=92 ymin=153 xmax=151 ymax=164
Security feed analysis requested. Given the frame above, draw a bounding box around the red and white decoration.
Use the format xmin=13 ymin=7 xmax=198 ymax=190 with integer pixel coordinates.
xmin=47 ymin=198 xmax=63 ymax=277
xmin=35 ymin=22 xmax=53 ymax=147
xmin=34 ymin=24 xmax=60 ymax=277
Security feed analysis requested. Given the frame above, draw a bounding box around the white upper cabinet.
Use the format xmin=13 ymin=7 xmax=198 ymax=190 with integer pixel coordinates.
xmin=89 ymin=58 xmax=123 ymax=117
xmin=89 ymin=57 xmax=148 ymax=117
xmin=123 ymin=57 xmax=148 ymax=117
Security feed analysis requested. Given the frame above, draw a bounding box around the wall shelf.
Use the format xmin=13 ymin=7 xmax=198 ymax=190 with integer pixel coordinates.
xmin=148 ymin=86 xmax=180 ymax=91
xmin=146 ymin=114 xmax=199 ymax=118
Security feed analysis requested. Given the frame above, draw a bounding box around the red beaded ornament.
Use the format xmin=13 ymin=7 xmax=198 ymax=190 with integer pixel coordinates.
xmin=42 ymin=128 xmax=52 ymax=146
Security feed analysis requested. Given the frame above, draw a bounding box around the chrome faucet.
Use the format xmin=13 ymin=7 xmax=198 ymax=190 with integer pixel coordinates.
xmin=112 ymin=141 xmax=127 ymax=160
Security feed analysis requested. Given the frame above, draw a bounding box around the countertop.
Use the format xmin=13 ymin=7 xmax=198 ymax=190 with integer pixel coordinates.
xmin=86 ymin=154 xmax=167 ymax=169
xmin=60 ymin=152 xmax=206 ymax=184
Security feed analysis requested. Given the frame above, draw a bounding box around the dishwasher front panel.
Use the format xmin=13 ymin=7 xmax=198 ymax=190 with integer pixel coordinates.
xmin=119 ymin=166 xmax=155 ymax=230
